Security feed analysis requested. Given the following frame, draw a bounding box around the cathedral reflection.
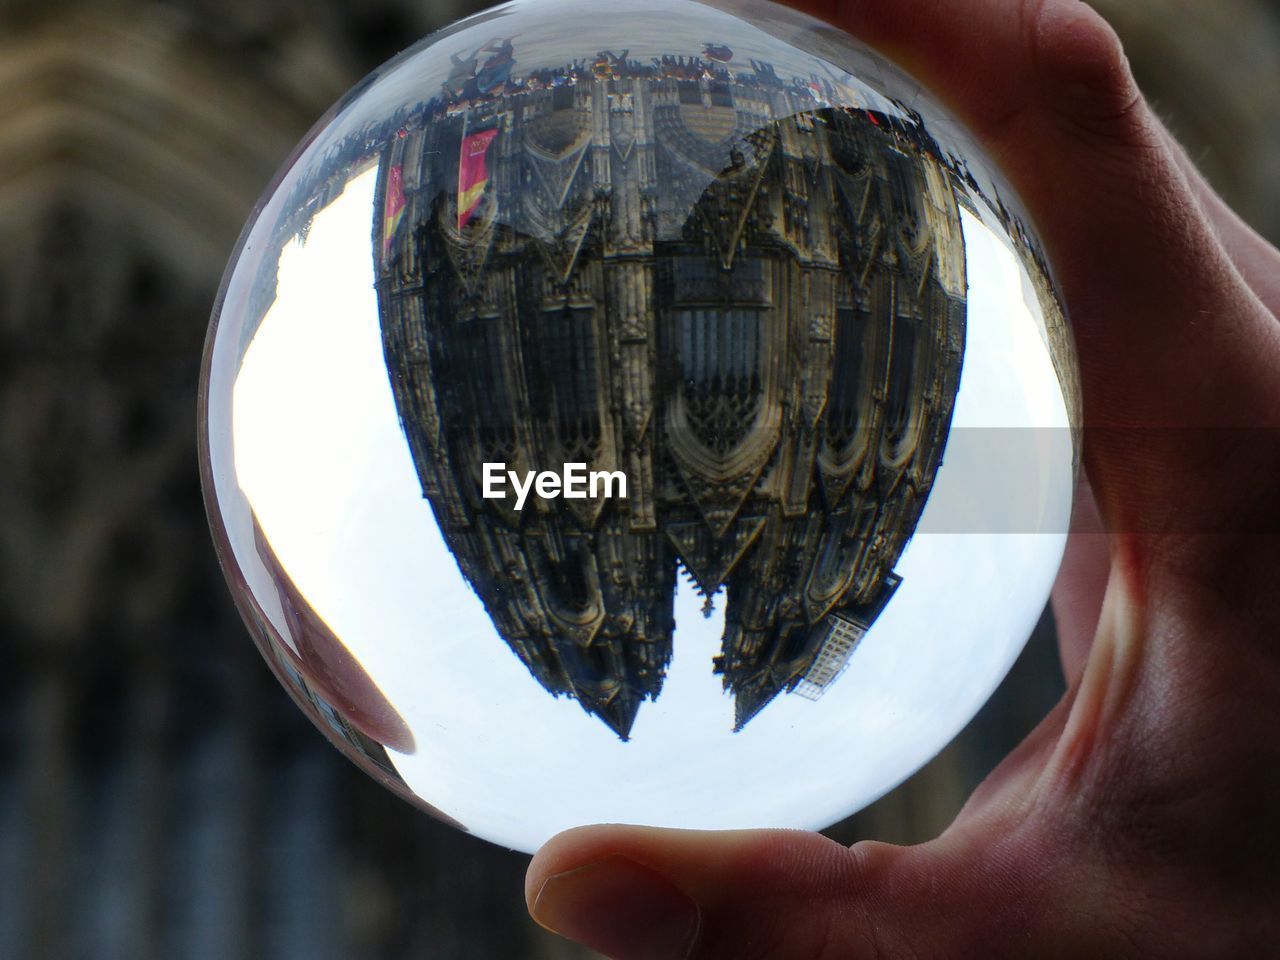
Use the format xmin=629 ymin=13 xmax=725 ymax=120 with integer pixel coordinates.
xmin=374 ymin=47 xmax=967 ymax=737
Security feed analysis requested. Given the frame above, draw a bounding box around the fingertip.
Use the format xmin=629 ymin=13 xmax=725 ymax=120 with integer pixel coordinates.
xmin=526 ymin=852 xmax=702 ymax=959
xmin=525 ymin=823 xmax=611 ymax=911
xmin=1033 ymin=0 xmax=1143 ymax=131
xmin=1034 ymin=0 xmax=1128 ymax=85
xmin=523 ymin=826 xmax=947 ymax=958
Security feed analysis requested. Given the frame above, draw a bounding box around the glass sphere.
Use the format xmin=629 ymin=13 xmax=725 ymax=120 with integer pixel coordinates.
xmin=200 ymin=0 xmax=1079 ymax=852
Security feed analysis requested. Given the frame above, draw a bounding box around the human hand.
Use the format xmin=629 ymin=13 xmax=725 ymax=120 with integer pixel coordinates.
xmin=523 ymin=1 xmax=1280 ymax=956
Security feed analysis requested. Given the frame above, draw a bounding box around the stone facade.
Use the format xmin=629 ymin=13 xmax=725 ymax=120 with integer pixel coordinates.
xmin=375 ymin=61 xmax=967 ymax=736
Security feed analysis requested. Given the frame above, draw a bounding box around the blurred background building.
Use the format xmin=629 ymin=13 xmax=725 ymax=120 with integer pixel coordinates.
xmin=0 ymin=0 xmax=1277 ymax=956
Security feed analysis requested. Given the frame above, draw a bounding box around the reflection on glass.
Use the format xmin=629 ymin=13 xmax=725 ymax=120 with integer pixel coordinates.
xmin=376 ymin=95 xmax=968 ymax=738
xmin=200 ymin=0 xmax=1079 ymax=852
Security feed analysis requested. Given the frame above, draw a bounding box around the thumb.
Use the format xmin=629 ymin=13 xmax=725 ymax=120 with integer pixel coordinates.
xmin=525 ymin=824 xmax=1046 ymax=959
xmin=525 ymin=826 xmax=887 ymax=959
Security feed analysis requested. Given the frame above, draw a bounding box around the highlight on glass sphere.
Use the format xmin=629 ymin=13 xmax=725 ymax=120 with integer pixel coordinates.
xmin=199 ymin=0 xmax=1079 ymax=852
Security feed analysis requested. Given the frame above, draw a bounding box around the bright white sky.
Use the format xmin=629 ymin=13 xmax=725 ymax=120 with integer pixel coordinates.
xmin=227 ymin=166 xmax=1073 ymax=853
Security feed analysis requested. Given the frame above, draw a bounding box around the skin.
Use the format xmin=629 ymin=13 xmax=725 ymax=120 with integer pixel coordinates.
xmin=522 ymin=0 xmax=1280 ymax=956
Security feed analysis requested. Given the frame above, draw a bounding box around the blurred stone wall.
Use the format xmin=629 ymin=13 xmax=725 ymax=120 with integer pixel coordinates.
xmin=0 ymin=1 xmax=1275 ymax=957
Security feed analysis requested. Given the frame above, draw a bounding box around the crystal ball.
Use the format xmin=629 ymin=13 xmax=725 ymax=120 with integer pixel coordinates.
xmin=200 ymin=0 xmax=1079 ymax=852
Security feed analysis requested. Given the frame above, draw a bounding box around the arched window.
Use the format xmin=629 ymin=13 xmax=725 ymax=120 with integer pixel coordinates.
xmin=536 ymin=305 xmax=603 ymax=462
xmin=461 ymin=315 xmax=518 ymax=463
xmin=882 ymin=311 xmax=920 ymax=457
xmin=827 ymin=302 xmax=870 ymax=452
xmin=675 ymin=306 xmax=763 ymax=455
xmin=884 ymin=150 xmax=921 ymax=236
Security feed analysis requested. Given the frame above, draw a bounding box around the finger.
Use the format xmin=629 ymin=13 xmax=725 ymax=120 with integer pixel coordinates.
xmin=525 ymin=825 xmax=1032 ymax=960
xmin=1154 ymin=120 xmax=1280 ymax=318
xmin=1050 ymin=471 xmax=1109 ymax=683
xmin=794 ymin=0 xmax=1280 ymax=538
xmin=527 ymin=827 xmax=855 ymax=959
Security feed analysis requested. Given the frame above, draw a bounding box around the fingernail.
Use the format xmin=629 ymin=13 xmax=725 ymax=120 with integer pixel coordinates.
xmin=531 ymin=855 xmax=701 ymax=960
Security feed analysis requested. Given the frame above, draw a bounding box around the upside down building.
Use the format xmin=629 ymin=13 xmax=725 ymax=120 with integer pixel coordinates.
xmin=373 ymin=56 xmax=967 ymax=738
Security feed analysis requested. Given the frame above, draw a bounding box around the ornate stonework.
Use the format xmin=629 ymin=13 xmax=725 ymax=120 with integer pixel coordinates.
xmin=374 ymin=57 xmax=967 ymax=736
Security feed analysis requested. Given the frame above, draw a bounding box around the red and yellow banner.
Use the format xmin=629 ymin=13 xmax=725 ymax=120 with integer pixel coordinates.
xmin=457 ymin=127 xmax=499 ymax=230
xmin=382 ymin=164 xmax=406 ymax=258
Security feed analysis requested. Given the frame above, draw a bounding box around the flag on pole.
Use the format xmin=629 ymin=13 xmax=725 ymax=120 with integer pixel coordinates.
xmin=382 ymin=164 xmax=406 ymax=258
xmin=457 ymin=127 xmax=499 ymax=230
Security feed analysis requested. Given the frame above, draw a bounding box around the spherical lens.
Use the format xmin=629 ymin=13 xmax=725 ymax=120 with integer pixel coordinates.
xmin=199 ymin=0 xmax=1080 ymax=852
